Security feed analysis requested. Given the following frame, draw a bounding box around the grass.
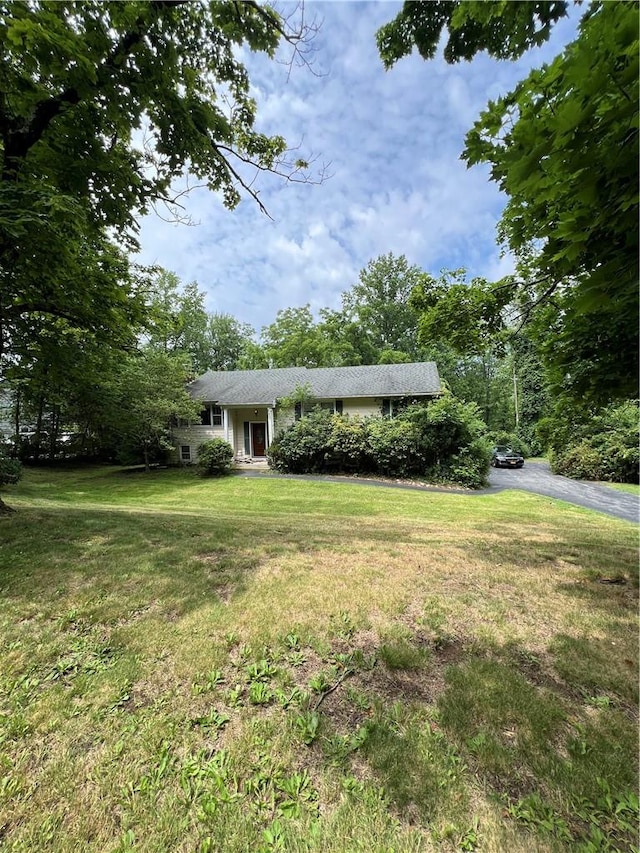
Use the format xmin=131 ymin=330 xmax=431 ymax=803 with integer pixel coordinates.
xmin=597 ymin=482 xmax=640 ymax=496
xmin=0 ymin=466 xmax=638 ymax=853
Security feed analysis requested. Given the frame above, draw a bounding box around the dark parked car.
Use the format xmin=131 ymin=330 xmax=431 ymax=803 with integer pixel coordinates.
xmin=491 ymin=445 xmax=524 ymax=468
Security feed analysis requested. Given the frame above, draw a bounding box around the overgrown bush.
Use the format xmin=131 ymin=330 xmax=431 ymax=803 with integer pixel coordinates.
xmin=269 ymin=395 xmax=491 ymax=487
xmin=439 ymin=438 xmax=492 ymax=489
xmin=366 ymin=417 xmax=423 ymax=477
xmin=326 ymin=414 xmax=368 ymax=472
xmin=197 ymin=438 xmax=234 ymax=476
xmin=551 ymin=444 xmax=606 ymax=481
xmin=548 ymin=401 xmax=639 ymax=483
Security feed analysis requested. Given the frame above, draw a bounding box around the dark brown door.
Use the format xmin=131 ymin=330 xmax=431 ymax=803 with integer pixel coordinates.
xmin=251 ymin=422 xmax=266 ymax=456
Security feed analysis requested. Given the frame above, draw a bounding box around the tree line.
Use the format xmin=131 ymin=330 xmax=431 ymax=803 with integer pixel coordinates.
xmin=0 ymin=1 xmax=637 ymax=485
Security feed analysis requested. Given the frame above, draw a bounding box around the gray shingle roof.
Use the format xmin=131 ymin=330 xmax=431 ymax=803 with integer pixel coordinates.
xmin=188 ymin=363 xmax=441 ymax=405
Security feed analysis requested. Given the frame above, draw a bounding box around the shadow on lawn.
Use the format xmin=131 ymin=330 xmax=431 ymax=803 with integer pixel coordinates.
xmin=0 ymin=503 xmax=410 ymax=619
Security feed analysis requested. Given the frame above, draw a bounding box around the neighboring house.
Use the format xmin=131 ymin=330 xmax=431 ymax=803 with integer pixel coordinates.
xmin=172 ymin=362 xmax=441 ymax=464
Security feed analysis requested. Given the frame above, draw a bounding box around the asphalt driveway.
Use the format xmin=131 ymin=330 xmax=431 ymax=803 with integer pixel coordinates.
xmin=237 ymin=460 xmax=639 ymax=523
xmin=488 ymin=460 xmax=639 ymax=524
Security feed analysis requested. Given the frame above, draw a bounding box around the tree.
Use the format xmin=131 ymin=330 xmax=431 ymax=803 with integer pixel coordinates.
xmin=0 ymin=450 xmax=21 ymax=514
xmin=377 ymin=2 xmax=570 ymax=66
xmin=102 ymin=349 xmax=201 ymax=471
xmin=261 ymin=306 xmax=345 ymax=368
xmin=410 ymin=268 xmax=508 ymax=356
xmin=1 ymin=1 xmax=321 ymax=373
xmin=378 ymin=1 xmax=639 ymax=405
xmin=145 ymin=270 xmax=211 ymax=373
xmin=206 ymin=314 xmax=257 ymax=372
xmin=341 ymin=253 xmax=423 ymax=360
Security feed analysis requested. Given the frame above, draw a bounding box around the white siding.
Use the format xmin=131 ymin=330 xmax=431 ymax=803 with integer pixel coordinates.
xmin=231 ymin=408 xmax=270 ymax=457
xmin=171 ymin=423 xmax=232 ymax=463
xmin=341 ymin=398 xmax=383 ymax=419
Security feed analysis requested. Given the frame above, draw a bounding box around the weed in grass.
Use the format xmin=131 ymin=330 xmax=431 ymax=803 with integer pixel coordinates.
xmin=275 ymin=770 xmax=318 ymax=818
xmin=259 ymin=819 xmax=287 ymax=853
xmin=249 ymin=682 xmax=274 ymax=705
xmin=226 ymin=684 xmax=245 ymax=708
xmin=345 ymin=686 xmax=372 ymax=712
xmin=286 ymin=650 xmax=306 ymax=667
xmin=192 ymin=668 xmax=225 ymax=694
xmin=572 ymin=778 xmax=639 ymax=852
xmin=224 ymin=631 xmax=239 ymax=648
xmin=585 ymin=694 xmax=611 ymax=710
xmin=333 ymin=611 xmax=356 ymax=639
xmin=294 ymin=710 xmax=320 ymax=745
xmin=274 ymin=686 xmax=305 ymax=709
xmin=324 ymin=724 xmax=371 ymax=764
xmin=282 ymin=632 xmax=300 ymax=650
xmin=308 ymin=670 xmax=332 ymax=694
xmin=506 ymin=793 xmax=572 ymax=842
xmin=192 ymin=708 xmax=230 ymax=732
xmin=245 ymin=659 xmax=278 ymax=682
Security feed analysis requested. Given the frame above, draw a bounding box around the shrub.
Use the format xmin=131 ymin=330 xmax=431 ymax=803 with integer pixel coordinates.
xmin=441 ymin=438 xmax=492 ymax=489
xmin=326 ymin=415 xmax=368 ymax=472
xmin=269 ymin=395 xmax=491 ymax=487
xmin=551 ymin=444 xmax=605 ymax=481
xmin=197 ymin=438 xmax=234 ymax=476
xmin=404 ymin=396 xmax=486 ymax=466
xmin=549 ymin=401 xmax=639 ymax=483
xmin=268 ymin=408 xmax=334 ymax=473
xmin=0 ymin=451 xmax=22 ymax=486
xmin=365 ymin=417 xmax=423 ymax=478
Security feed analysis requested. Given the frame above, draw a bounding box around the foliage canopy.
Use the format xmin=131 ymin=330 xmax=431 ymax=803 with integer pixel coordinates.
xmin=378 ymin=1 xmax=639 ymax=405
xmin=0 ymin=0 xmax=317 ymax=373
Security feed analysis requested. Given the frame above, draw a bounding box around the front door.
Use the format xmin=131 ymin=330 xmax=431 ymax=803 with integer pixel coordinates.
xmin=251 ymin=422 xmax=266 ymax=456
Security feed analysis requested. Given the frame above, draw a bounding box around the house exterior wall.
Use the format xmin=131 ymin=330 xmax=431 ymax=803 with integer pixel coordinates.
xmin=172 ymin=395 xmax=435 ymax=463
xmin=274 ymin=397 xmax=385 ymax=435
xmin=170 ymin=423 xmax=230 ymax=464
xmin=171 ymin=406 xmax=272 ymax=462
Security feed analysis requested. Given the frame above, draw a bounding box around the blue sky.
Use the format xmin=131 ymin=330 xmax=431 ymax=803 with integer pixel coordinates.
xmin=137 ymin=2 xmax=579 ymax=335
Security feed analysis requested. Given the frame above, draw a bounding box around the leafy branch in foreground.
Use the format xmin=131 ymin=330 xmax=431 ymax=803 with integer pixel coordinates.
xmin=379 ymin=1 xmax=639 ymax=405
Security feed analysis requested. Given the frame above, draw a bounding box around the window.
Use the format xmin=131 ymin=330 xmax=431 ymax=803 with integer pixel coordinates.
xmin=180 ymin=445 xmax=191 ymax=462
xmin=381 ymin=399 xmax=399 ymax=419
xmin=294 ymin=402 xmax=302 ymax=421
xmin=335 ymin=399 xmax=343 ymax=415
xmin=212 ymin=405 xmax=222 ymax=426
xmin=200 ymin=407 xmax=211 ymax=426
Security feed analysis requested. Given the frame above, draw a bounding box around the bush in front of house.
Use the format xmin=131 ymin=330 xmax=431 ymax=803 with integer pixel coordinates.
xmin=197 ymin=438 xmax=234 ymax=476
xmin=268 ymin=407 xmax=335 ymax=473
xmin=269 ymin=395 xmax=491 ymax=487
xmin=326 ymin=414 xmax=368 ymax=472
xmin=431 ymin=438 xmax=492 ymax=489
xmin=365 ymin=417 xmax=423 ymax=478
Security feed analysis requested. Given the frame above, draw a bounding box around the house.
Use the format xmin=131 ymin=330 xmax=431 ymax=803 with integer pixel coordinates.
xmin=171 ymin=362 xmax=441 ymax=464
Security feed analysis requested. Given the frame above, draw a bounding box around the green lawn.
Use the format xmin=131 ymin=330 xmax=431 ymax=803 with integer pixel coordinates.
xmin=598 ymin=481 xmax=640 ymax=496
xmin=1 ymin=467 xmax=638 ymax=853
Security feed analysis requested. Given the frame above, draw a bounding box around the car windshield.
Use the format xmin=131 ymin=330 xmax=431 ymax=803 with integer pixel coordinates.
xmin=495 ymin=446 xmax=512 ymax=453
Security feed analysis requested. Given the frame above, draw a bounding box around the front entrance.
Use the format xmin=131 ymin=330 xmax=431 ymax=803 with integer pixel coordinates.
xmin=251 ymin=422 xmax=267 ymax=456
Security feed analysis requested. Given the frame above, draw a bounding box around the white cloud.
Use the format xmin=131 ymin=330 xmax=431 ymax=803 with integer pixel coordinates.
xmin=136 ymin=1 xmax=579 ymax=334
